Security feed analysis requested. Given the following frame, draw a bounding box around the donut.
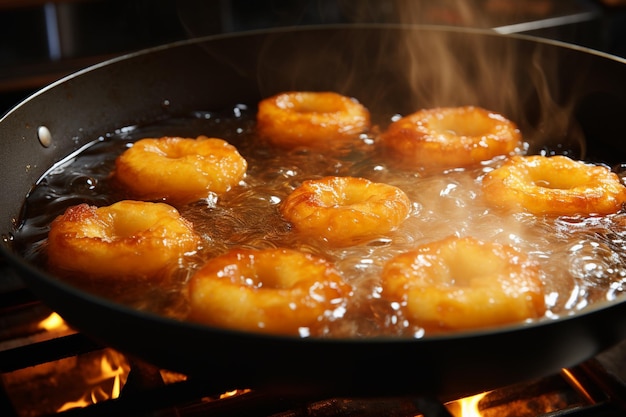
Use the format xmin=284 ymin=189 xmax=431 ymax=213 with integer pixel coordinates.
xmin=114 ymin=136 xmax=247 ymax=204
xmin=256 ymin=91 xmax=371 ymax=149
xmin=381 ymin=236 xmax=546 ymax=331
xmin=187 ymin=248 xmax=352 ymax=335
xmin=482 ymin=155 xmax=626 ymax=215
xmin=47 ymin=200 xmax=201 ymax=279
xmin=380 ymin=106 xmax=522 ymax=170
xmin=279 ymin=176 xmax=412 ymax=247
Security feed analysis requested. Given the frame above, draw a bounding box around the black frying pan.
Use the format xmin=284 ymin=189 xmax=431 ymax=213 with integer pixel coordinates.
xmin=2 ymin=25 xmax=626 ymax=400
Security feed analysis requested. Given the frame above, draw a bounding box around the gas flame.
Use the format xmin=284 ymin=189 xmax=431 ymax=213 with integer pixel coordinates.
xmin=219 ymin=388 xmax=251 ymax=399
xmin=446 ymin=391 xmax=489 ymax=416
xmin=37 ymin=312 xmax=68 ymax=332
xmin=57 ymin=351 xmax=128 ymax=412
xmin=87 ymin=355 xmax=125 ymax=390
xmin=57 ymin=397 xmax=91 ymax=412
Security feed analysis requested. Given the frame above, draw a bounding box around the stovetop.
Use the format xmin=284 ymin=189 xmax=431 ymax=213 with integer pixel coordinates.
xmin=2 ymin=1 xmax=626 ymax=415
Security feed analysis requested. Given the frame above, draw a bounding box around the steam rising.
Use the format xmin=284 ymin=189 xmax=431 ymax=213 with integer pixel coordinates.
xmin=250 ymin=3 xmax=594 ymax=158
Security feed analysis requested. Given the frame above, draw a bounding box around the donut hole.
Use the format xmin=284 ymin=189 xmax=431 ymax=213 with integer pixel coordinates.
xmin=436 ymin=113 xmax=493 ymax=137
xmin=104 ymin=203 xmax=174 ymax=239
xmin=158 ymin=142 xmax=187 ymax=159
xmin=229 ymin=251 xmax=328 ymax=290
xmin=239 ymin=267 xmax=274 ymax=289
xmin=327 ymin=186 xmax=375 ymax=209
xmin=441 ymin=241 xmax=504 ymax=286
xmin=245 ymin=259 xmax=303 ymax=289
xmin=528 ymin=167 xmax=591 ymax=190
xmin=108 ymin=211 xmax=153 ymax=238
xmin=531 ymin=175 xmax=578 ymax=190
xmin=279 ymin=92 xmax=345 ymax=114
xmin=312 ymin=178 xmax=382 ymax=209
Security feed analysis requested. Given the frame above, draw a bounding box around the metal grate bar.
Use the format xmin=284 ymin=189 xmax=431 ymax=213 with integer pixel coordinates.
xmin=0 ymin=333 xmax=102 ymax=372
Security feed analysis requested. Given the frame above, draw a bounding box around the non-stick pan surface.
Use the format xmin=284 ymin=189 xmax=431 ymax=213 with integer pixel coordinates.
xmin=2 ymin=25 xmax=626 ymax=399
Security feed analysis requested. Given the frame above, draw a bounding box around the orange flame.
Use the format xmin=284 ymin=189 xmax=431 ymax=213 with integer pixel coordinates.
xmin=57 ymin=397 xmax=91 ymax=412
xmin=87 ymin=355 xmax=125 ymax=389
xmin=37 ymin=312 xmax=68 ymax=331
xmin=219 ymin=388 xmax=251 ymax=399
xmin=56 ymin=351 xmax=128 ymax=412
xmin=446 ymin=391 xmax=488 ymax=416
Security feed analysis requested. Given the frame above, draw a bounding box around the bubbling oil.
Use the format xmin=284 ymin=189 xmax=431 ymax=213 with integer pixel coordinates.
xmin=14 ymin=104 xmax=626 ymax=338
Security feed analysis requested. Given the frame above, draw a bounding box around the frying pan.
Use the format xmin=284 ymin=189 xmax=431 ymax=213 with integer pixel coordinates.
xmin=2 ymin=25 xmax=626 ymax=400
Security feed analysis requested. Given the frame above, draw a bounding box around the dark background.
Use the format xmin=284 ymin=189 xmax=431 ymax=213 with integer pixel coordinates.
xmin=0 ymin=0 xmax=625 ymax=114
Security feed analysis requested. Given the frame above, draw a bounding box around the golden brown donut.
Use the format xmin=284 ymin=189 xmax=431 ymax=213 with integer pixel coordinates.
xmin=47 ymin=200 xmax=201 ymax=279
xmin=279 ymin=176 xmax=412 ymax=247
xmin=381 ymin=236 xmax=546 ymax=331
xmin=380 ymin=106 xmax=522 ymax=170
xmin=482 ymin=155 xmax=626 ymax=215
xmin=114 ymin=136 xmax=247 ymax=204
xmin=256 ymin=91 xmax=371 ymax=149
xmin=187 ymin=248 xmax=352 ymax=335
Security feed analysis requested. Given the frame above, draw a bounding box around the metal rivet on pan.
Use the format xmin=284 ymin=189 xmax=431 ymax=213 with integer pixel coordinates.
xmin=37 ymin=125 xmax=52 ymax=148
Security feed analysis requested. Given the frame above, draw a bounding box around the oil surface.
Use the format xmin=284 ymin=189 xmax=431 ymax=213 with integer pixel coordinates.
xmin=14 ymin=104 xmax=626 ymax=338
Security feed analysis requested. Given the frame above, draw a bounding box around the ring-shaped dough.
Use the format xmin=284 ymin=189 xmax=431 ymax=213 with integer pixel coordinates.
xmin=47 ymin=200 xmax=201 ymax=279
xmin=380 ymin=106 xmax=522 ymax=170
xmin=280 ymin=176 xmax=412 ymax=247
xmin=381 ymin=236 xmax=546 ymax=331
xmin=256 ymin=91 xmax=371 ymax=149
xmin=187 ymin=248 xmax=352 ymax=335
xmin=114 ymin=136 xmax=247 ymax=204
xmin=482 ymin=155 xmax=626 ymax=215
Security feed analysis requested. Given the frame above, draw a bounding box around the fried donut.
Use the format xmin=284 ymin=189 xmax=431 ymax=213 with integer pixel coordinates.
xmin=47 ymin=200 xmax=201 ymax=279
xmin=380 ymin=106 xmax=522 ymax=170
xmin=256 ymin=91 xmax=371 ymax=149
xmin=114 ymin=136 xmax=247 ymax=204
xmin=187 ymin=248 xmax=352 ymax=335
xmin=381 ymin=236 xmax=546 ymax=331
xmin=280 ymin=176 xmax=412 ymax=247
xmin=482 ymin=155 xmax=626 ymax=215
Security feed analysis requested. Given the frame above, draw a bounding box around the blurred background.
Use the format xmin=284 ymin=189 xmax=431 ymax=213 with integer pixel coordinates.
xmin=0 ymin=0 xmax=625 ymax=114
